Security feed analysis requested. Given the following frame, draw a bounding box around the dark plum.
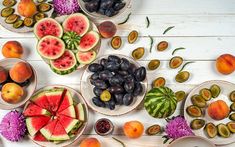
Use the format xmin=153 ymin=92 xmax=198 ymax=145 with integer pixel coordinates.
xmin=99 ymin=70 xmax=113 ymax=81
xmin=124 ymin=81 xmax=135 ymax=93
xmin=85 ymin=0 xmax=100 ymax=12
xmin=109 ymin=74 xmax=124 ymax=86
xmin=124 ymin=74 xmax=135 ymax=83
xmin=0 ymin=83 xmax=3 ymax=91
xmin=105 ymin=8 xmax=118 ymax=17
xmin=100 ymin=0 xmax=114 ymax=9
xmin=105 ymin=99 xmax=116 ymax=110
xmin=118 ymin=70 xmax=129 ymax=76
xmin=90 ymin=72 xmax=100 ymax=80
xmin=128 ymin=63 xmax=137 ymax=74
xmin=100 ymin=58 xmax=108 ymax=67
xmin=113 ymin=2 xmax=126 ymax=11
xmin=105 ymin=61 xmax=120 ymax=71
xmin=88 ymin=63 xmax=103 ymax=72
xmin=134 ymin=67 xmax=146 ymax=81
xmin=108 ymin=85 xmax=124 ymax=94
xmin=123 ymin=94 xmax=134 ymax=106
xmin=114 ymin=94 xmax=124 ymax=105
xmin=90 ymin=78 xmax=95 ymax=85
xmin=92 ymin=97 xmax=105 ymax=107
xmin=133 ymin=82 xmax=143 ymax=96
xmin=93 ymin=87 xmax=103 ymax=97
xmin=120 ymin=58 xmax=130 ymax=71
xmin=108 ymin=55 xmax=121 ymax=63
xmin=17 ymin=79 xmax=30 ymax=87
xmin=98 ymin=8 xmax=106 ymax=15
xmin=93 ymin=79 xmax=108 ymax=89
xmin=82 ymin=0 xmax=92 ymax=2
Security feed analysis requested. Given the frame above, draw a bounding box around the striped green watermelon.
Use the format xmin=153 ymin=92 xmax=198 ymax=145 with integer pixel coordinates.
xmin=144 ymin=87 xmax=177 ymax=118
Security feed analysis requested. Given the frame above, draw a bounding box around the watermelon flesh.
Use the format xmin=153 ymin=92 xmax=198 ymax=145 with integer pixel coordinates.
xmin=76 ymin=51 xmax=96 ymax=65
xmin=77 ymin=31 xmax=100 ymax=52
xmin=74 ymin=103 xmax=85 ymax=121
xmin=46 ymin=89 xmax=64 ymax=112
xmin=26 ymin=116 xmax=51 ymax=136
xmin=57 ymin=90 xmax=73 ymax=112
xmin=50 ymin=121 xmax=70 ymax=141
xmin=57 ymin=105 xmax=76 ymax=118
xmin=24 ymin=102 xmax=50 ymax=117
xmin=31 ymin=91 xmax=50 ymax=110
xmin=58 ymin=115 xmax=78 ymax=133
xmin=40 ymin=119 xmax=58 ymax=140
xmin=33 ymin=132 xmax=48 ymax=142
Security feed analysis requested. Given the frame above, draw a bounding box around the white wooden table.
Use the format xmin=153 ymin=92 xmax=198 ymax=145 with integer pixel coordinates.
xmin=0 ymin=0 xmax=235 ymax=146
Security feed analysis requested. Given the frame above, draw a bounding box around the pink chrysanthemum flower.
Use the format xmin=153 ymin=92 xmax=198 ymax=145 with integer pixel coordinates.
xmin=53 ymin=0 xmax=80 ymax=15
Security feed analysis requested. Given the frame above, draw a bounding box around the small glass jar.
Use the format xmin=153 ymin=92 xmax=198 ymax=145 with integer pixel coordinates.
xmin=94 ymin=118 xmax=114 ymax=136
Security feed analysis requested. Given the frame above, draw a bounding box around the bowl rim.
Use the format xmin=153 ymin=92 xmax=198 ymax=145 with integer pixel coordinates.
xmin=0 ymin=58 xmax=37 ymax=110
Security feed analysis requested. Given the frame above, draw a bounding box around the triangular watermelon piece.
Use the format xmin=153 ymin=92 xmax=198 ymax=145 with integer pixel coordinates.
xmin=57 ymin=105 xmax=76 ymax=118
xmin=57 ymin=90 xmax=73 ymax=112
xmin=33 ymin=132 xmax=48 ymax=142
xmin=45 ymin=89 xmax=64 ymax=112
xmin=58 ymin=115 xmax=78 ymax=133
xmin=40 ymin=119 xmax=58 ymax=140
xmin=26 ymin=116 xmax=51 ymax=136
xmin=50 ymin=121 xmax=70 ymax=141
xmin=74 ymin=103 xmax=85 ymax=121
xmin=31 ymin=91 xmax=50 ymax=110
xmin=24 ymin=102 xmax=51 ymax=117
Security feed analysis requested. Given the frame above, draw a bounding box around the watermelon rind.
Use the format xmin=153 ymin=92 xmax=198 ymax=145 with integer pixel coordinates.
xmin=76 ymin=50 xmax=97 ymax=65
xmin=30 ymin=90 xmax=50 ymax=110
xmin=75 ymin=103 xmax=85 ymax=121
xmin=68 ymin=121 xmax=83 ymax=137
xmin=77 ymin=31 xmax=100 ymax=52
xmin=26 ymin=116 xmax=51 ymax=136
xmin=58 ymin=105 xmax=76 ymax=118
xmin=40 ymin=119 xmax=58 ymax=140
xmin=58 ymin=115 xmax=79 ymax=133
xmin=62 ymin=31 xmax=81 ymax=51
xmin=57 ymin=90 xmax=73 ymax=112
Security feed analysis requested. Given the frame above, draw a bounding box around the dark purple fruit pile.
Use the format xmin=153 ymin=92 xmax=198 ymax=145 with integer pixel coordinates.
xmin=83 ymin=0 xmax=126 ymax=17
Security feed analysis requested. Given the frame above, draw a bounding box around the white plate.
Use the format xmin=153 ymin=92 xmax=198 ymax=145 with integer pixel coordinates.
xmin=0 ymin=0 xmax=54 ymax=33
xmin=184 ymin=80 xmax=235 ymax=145
xmin=80 ymin=54 xmax=148 ymax=116
xmin=26 ymin=85 xmax=89 ymax=147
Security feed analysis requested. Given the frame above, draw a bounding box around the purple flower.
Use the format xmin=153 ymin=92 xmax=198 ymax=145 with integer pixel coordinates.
xmin=53 ymin=0 xmax=80 ymax=15
xmin=0 ymin=110 xmax=26 ymax=142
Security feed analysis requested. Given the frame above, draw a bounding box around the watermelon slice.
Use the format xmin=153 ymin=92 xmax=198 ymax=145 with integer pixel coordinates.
xmin=57 ymin=105 xmax=76 ymax=118
xmin=26 ymin=116 xmax=51 ymax=136
xmin=33 ymin=132 xmax=48 ymax=142
xmin=31 ymin=91 xmax=50 ymax=110
xmin=50 ymin=121 xmax=70 ymax=141
xmin=77 ymin=31 xmax=100 ymax=52
xmin=74 ymin=103 xmax=85 ymax=121
xmin=24 ymin=102 xmax=50 ymax=117
xmin=46 ymin=89 xmax=64 ymax=112
xmin=57 ymin=90 xmax=73 ymax=112
xmin=58 ymin=115 xmax=78 ymax=133
xmin=40 ymin=119 xmax=58 ymax=140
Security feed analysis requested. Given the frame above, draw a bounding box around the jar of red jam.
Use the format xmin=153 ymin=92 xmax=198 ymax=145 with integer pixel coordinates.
xmin=94 ymin=118 xmax=114 ymax=136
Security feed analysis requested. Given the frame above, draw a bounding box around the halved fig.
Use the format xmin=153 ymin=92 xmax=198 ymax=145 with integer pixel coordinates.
xmin=169 ymin=56 xmax=183 ymax=69
xmin=38 ymin=3 xmax=51 ymax=12
xmin=210 ymin=84 xmax=221 ymax=98
xmin=34 ymin=12 xmax=46 ymax=22
xmin=229 ymin=113 xmax=235 ymax=121
xmin=152 ymin=77 xmax=166 ymax=88
xmin=128 ymin=30 xmax=138 ymax=44
xmin=148 ymin=59 xmax=160 ymax=70
xmin=229 ymin=90 xmax=235 ymax=102
xmin=24 ymin=18 xmax=34 ymax=27
xmin=227 ymin=122 xmax=235 ymax=133
xmin=190 ymin=119 xmax=205 ymax=130
xmin=3 ymin=0 xmax=16 ymax=7
xmin=175 ymin=91 xmax=186 ymax=102
xmin=191 ymin=95 xmax=206 ymax=108
xmin=146 ymin=124 xmax=161 ymax=135
xmin=132 ymin=47 xmax=144 ymax=60
xmin=5 ymin=14 xmax=19 ymax=24
xmin=157 ymin=41 xmax=168 ymax=51
xmin=175 ymin=71 xmax=190 ymax=83
xmin=13 ymin=20 xmax=24 ymax=28
xmin=204 ymin=123 xmax=217 ymax=138
xmin=186 ymin=105 xmax=202 ymax=117
xmin=1 ymin=7 xmax=14 ymax=17
xmin=200 ymin=88 xmax=212 ymax=101
xmin=230 ymin=103 xmax=235 ymax=112
xmin=217 ymin=124 xmax=231 ymax=138
xmin=111 ymin=36 xmax=122 ymax=49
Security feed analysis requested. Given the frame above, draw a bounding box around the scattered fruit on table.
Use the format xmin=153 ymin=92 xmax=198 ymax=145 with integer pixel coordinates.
xmin=3 ymin=0 xmax=17 ymax=7
xmin=156 ymin=41 xmax=168 ymax=51
xmin=146 ymin=124 xmax=161 ymax=135
xmin=111 ymin=36 xmax=122 ymax=49
xmin=216 ymin=54 xmax=235 ymax=75
xmin=204 ymin=123 xmax=217 ymax=138
xmin=144 ymin=86 xmax=177 ymax=118
xmin=175 ymin=91 xmax=186 ymax=102
xmin=227 ymin=122 xmax=235 ymax=133
xmin=148 ymin=59 xmax=160 ymax=70
xmin=169 ymin=56 xmax=183 ymax=69
xmin=128 ymin=30 xmax=138 ymax=44
xmin=199 ymin=88 xmax=212 ymax=101
xmin=89 ymin=55 xmax=146 ymax=110
xmin=186 ymin=105 xmax=202 ymax=117
xmin=80 ymin=137 xmax=101 ymax=147
xmin=229 ymin=90 xmax=235 ymax=102
xmin=10 ymin=61 xmax=32 ymax=83
xmin=2 ymin=41 xmax=24 ymax=58
xmin=83 ymin=0 xmax=126 ymax=17
xmin=53 ymin=0 xmax=80 ymax=16
xmin=229 ymin=113 xmax=235 ymax=121
xmin=17 ymin=0 xmax=37 ymax=17
xmin=132 ymin=47 xmax=145 ymax=60
xmin=1 ymin=7 xmax=15 ymax=17
xmin=123 ymin=121 xmax=144 ymax=139
xmin=175 ymin=71 xmax=190 ymax=83
xmin=24 ymin=87 xmax=86 ymax=144
xmin=152 ymin=77 xmax=166 ymax=88
xmin=190 ymin=119 xmax=205 ymax=130
xmin=0 ymin=110 xmax=26 ymax=142
xmin=1 ymin=83 xmax=24 ymax=103
xmin=98 ymin=21 xmax=117 ymax=38
xmin=191 ymin=94 xmax=206 ymax=108
xmin=94 ymin=118 xmax=114 ymax=136
xmin=210 ymin=84 xmax=221 ymax=98
xmin=217 ymin=123 xmax=231 ymax=138
xmin=208 ymin=100 xmax=230 ymax=120
xmin=0 ymin=67 xmax=8 ymax=84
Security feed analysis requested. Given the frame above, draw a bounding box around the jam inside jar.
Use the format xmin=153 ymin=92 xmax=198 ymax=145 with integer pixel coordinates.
xmin=95 ymin=118 xmax=114 ymax=136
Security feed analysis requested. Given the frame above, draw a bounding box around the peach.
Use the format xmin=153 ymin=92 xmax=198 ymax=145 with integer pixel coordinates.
xmin=123 ymin=120 xmax=144 ymax=139
xmin=216 ymin=54 xmax=235 ymax=75
xmin=0 ymin=67 xmax=8 ymax=83
xmin=2 ymin=41 xmax=24 ymax=58
xmin=10 ymin=62 xmax=32 ymax=83
xmin=17 ymin=0 xmax=37 ymax=18
xmin=98 ymin=21 xmax=117 ymax=38
xmin=1 ymin=83 xmax=24 ymax=104
xmin=207 ymin=100 xmax=230 ymax=120
xmin=80 ymin=137 xmax=101 ymax=147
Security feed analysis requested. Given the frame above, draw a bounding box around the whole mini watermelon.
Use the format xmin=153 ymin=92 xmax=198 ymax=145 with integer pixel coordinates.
xmin=144 ymin=87 xmax=177 ymax=118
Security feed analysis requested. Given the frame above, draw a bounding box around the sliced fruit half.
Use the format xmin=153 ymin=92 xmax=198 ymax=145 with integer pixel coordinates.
xmin=45 ymin=88 xmax=64 ymax=112
xmin=76 ymin=50 xmax=96 ymax=65
xmin=58 ymin=115 xmax=78 ymax=133
xmin=74 ymin=103 xmax=86 ymax=121
xmin=77 ymin=31 xmax=100 ymax=52
xmin=57 ymin=105 xmax=76 ymax=118
xmin=50 ymin=121 xmax=70 ymax=141
xmin=30 ymin=91 xmax=50 ymax=110
xmin=40 ymin=119 xmax=58 ymax=140
xmin=26 ymin=116 xmax=51 ymax=136
xmin=57 ymin=89 xmax=73 ymax=112
xmin=24 ymin=102 xmax=50 ymax=117
xmin=33 ymin=132 xmax=48 ymax=142
xmin=37 ymin=35 xmax=65 ymax=60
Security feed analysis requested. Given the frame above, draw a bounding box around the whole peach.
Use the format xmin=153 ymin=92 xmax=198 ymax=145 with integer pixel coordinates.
xmin=1 ymin=83 xmax=24 ymax=104
xmin=17 ymin=0 xmax=37 ymax=18
xmin=208 ymin=100 xmax=230 ymax=120
xmin=10 ymin=62 xmax=32 ymax=83
xmin=123 ymin=120 xmax=144 ymax=139
xmin=80 ymin=138 xmax=101 ymax=147
xmin=0 ymin=67 xmax=8 ymax=83
xmin=98 ymin=21 xmax=117 ymax=38
xmin=216 ymin=54 xmax=235 ymax=75
xmin=2 ymin=41 xmax=24 ymax=58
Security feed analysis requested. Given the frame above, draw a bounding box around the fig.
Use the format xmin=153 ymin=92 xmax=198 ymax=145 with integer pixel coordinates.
xmin=175 ymin=71 xmax=190 ymax=83
xmin=34 ymin=12 xmax=46 ymax=22
xmin=23 ymin=17 xmax=34 ymax=27
xmin=128 ymin=30 xmax=138 ymax=44
xmin=186 ymin=105 xmax=202 ymax=117
xmin=230 ymin=103 xmax=235 ymax=112
xmin=175 ymin=91 xmax=186 ymax=102
xmin=217 ymin=124 xmax=231 ymax=138
xmin=210 ymin=84 xmax=221 ymax=98
xmin=3 ymin=0 xmax=16 ymax=7
xmin=5 ymin=14 xmax=19 ymax=24
xmin=146 ymin=124 xmax=161 ymax=135
xmin=204 ymin=123 xmax=217 ymax=138
xmin=100 ymin=90 xmax=111 ymax=102
xmin=132 ymin=47 xmax=145 ymax=60
xmin=148 ymin=59 xmax=160 ymax=70
xmin=1 ymin=7 xmax=14 ymax=17
xmin=191 ymin=95 xmax=206 ymax=108
xmin=13 ymin=20 xmax=24 ymax=28
xmin=38 ymin=3 xmax=51 ymax=12
xmin=169 ymin=56 xmax=183 ymax=69
xmin=190 ymin=119 xmax=205 ymax=130
xmin=229 ymin=113 xmax=235 ymax=121
xmin=111 ymin=36 xmax=122 ymax=49
xmin=227 ymin=122 xmax=235 ymax=133
xmin=156 ymin=41 xmax=168 ymax=51
xmin=229 ymin=90 xmax=235 ymax=102
xmin=152 ymin=77 xmax=166 ymax=88
xmin=199 ymin=88 xmax=212 ymax=101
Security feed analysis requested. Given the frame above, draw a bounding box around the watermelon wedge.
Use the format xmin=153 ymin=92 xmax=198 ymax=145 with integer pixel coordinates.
xmin=33 ymin=132 xmax=48 ymax=142
xmin=58 ymin=115 xmax=78 ymax=133
xmin=24 ymin=102 xmax=50 ymax=117
xmin=31 ymin=91 xmax=50 ymax=110
xmin=50 ymin=121 xmax=70 ymax=141
xmin=57 ymin=90 xmax=73 ymax=112
xmin=57 ymin=105 xmax=76 ymax=118
xmin=74 ymin=103 xmax=85 ymax=121
xmin=26 ymin=116 xmax=51 ymax=136
xmin=46 ymin=89 xmax=64 ymax=112
xmin=40 ymin=119 xmax=58 ymax=140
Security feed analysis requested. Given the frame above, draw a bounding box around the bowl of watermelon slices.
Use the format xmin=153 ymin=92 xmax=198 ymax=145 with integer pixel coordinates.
xmin=23 ymin=85 xmax=88 ymax=146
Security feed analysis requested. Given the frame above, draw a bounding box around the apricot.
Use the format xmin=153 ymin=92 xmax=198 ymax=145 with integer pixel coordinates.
xmin=1 ymin=83 xmax=24 ymax=104
xmin=2 ymin=41 xmax=24 ymax=58
xmin=208 ymin=100 xmax=230 ymax=120
xmin=123 ymin=121 xmax=144 ymax=139
xmin=98 ymin=21 xmax=117 ymax=38
xmin=17 ymin=0 xmax=37 ymax=18
xmin=80 ymin=137 xmax=101 ymax=147
xmin=216 ymin=54 xmax=235 ymax=75
xmin=10 ymin=62 xmax=32 ymax=83
xmin=0 ymin=67 xmax=8 ymax=83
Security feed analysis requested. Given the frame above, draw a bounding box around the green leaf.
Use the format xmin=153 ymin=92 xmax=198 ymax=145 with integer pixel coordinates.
xmin=178 ymin=61 xmax=195 ymax=73
xmin=146 ymin=16 xmax=150 ymax=28
xmin=149 ymin=35 xmax=154 ymax=53
xmin=118 ymin=13 xmax=131 ymax=25
xmin=112 ymin=137 xmax=125 ymax=147
xmin=172 ymin=47 xmax=185 ymax=55
xmin=163 ymin=26 xmax=175 ymax=35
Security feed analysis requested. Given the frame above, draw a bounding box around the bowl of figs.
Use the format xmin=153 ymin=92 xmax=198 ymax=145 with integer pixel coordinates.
xmin=80 ymin=54 xmax=147 ymax=116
